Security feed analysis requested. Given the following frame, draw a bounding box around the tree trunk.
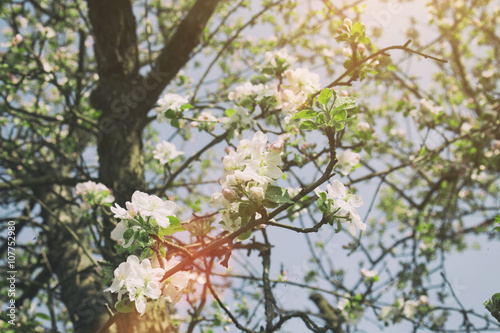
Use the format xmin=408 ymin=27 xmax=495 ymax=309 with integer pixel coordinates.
xmin=36 ymin=172 xmax=111 ymax=333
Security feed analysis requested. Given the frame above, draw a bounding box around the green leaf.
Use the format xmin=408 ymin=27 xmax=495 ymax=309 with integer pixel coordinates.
xmin=116 ymin=299 xmax=136 ymax=313
xmin=165 ymin=109 xmax=176 ymax=119
xmin=334 ymin=110 xmax=347 ymax=122
xmin=263 ymin=199 xmax=280 ymax=209
xmin=333 ymin=97 xmax=357 ymax=110
xmin=316 ymin=191 xmax=328 ymax=213
xmin=123 ymin=228 xmax=134 ymax=242
xmin=335 ymin=122 xmax=345 ymax=131
xmin=351 ymin=22 xmax=364 ymax=36
xmin=225 ymin=108 xmax=236 ymax=117
xmin=161 ymin=216 xmax=187 ymax=236
xmin=299 ymin=120 xmax=318 ymax=130
xmin=484 ymin=293 xmax=500 ymax=321
xmin=318 ymin=88 xmax=333 ymax=105
xmin=265 ymin=185 xmax=294 ymax=204
xmin=238 ymin=229 xmax=252 ymax=241
xmin=35 ymin=313 xmax=50 ymax=320
xmin=262 ymin=67 xmax=274 ymax=75
xmin=335 ymin=219 xmax=342 ymax=232
xmin=239 ymin=202 xmax=255 ymax=217
xmin=181 ymin=103 xmax=193 ymax=110
xmin=171 ymin=118 xmax=180 ymax=128
xmin=291 ymin=109 xmax=317 ymax=120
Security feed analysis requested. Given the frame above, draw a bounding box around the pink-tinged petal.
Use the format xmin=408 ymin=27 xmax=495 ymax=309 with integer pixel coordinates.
xmin=170 ymin=271 xmax=190 ymax=290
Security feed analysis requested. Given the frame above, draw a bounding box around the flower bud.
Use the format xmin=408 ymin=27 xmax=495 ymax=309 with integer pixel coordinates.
xmin=357 ymin=121 xmax=370 ymax=131
xmin=357 ymin=43 xmax=366 ymax=54
xmin=342 ymin=47 xmax=352 ymax=57
xmin=12 ymin=34 xmax=23 ymax=46
xmin=222 ymin=187 xmax=237 ymax=201
xmin=269 ymin=140 xmax=284 ymax=153
xmin=343 ymin=18 xmax=353 ymax=27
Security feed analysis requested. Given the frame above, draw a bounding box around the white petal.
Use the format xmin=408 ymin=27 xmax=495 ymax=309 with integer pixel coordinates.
xmin=135 ymin=295 xmax=147 ymax=315
xmin=348 ymin=194 xmax=363 ymax=207
xmin=110 ymin=222 xmax=126 ymax=241
xmin=347 ymin=221 xmax=356 ymax=236
xmin=329 ymin=180 xmax=347 ymax=198
xmin=353 ymin=218 xmax=366 ymax=231
xmin=110 ymin=203 xmax=127 ymax=218
xmin=127 ymin=255 xmax=140 ymax=266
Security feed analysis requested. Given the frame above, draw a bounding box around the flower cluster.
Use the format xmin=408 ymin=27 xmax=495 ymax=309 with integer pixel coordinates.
xmin=262 ymin=48 xmax=297 ymax=69
xmin=153 ymin=141 xmax=184 ymax=164
xmin=278 ymin=67 xmax=320 ymax=116
xmin=74 ymin=181 xmax=114 ymax=206
xmin=411 ymin=98 xmax=443 ymax=125
xmin=337 ymin=294 xmax=365 ymax=325
xmin=110 ymin=191 xmax=178 ymax=248
xmin=210 ymin=131 xmax=285 ymax=233
xmin=223 ymin=106 xmax=254 ymax=133
xmin=228 ymin=82 xmax=278 ymax=106
xmin=104 ymin=255 xmax=189 ymax=315
xmin=155 ymin=93 xmax=191 ymax=123
xmin=379 ymin=297 xmax=423 ymax=323
xmin=315 ymin=179 xmax=366 ymax=235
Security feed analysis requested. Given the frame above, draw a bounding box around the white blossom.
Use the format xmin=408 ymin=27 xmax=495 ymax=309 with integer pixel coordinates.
xmin=75 ymin=181 xmax=114 ymax=204
xmin=315 ymin=180 xmax=365 ymax=236
xmin=104 ymin=255 xmax=165 ymax=316
xmin=357 ymin=121 xmax=370 ymax=131
xmin=336 ymin=149 xmax=360 ymax=176
xmin=155 ymin=93 xmax=189 ymax=122
xmin=283 ymin=67 xmax=320 ymax=95
xmin=224 ymin=106 xmax=253 ymax=132
xmin=111 ymin=191 xmax=177 ymax=230
xmin=360 ymin=268 xmax=378 ymax=278
xmin=153 ymin=141 xmax=184 ymax=164
xmin=263 ymin=48 xmax=297 ymax=69
xmin=196 ymin=111 xmax=217 ymax=123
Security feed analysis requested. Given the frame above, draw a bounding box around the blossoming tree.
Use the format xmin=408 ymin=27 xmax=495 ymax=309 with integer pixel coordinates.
xmin=1 ymin=1 xmax=499 ymax=333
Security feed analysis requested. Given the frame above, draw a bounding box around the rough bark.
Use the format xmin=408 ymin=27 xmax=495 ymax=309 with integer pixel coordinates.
xmin=35 ymin=173 xmax=110 ymax=333
xmin=309 ymin=293 xmax=345 ymax=333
